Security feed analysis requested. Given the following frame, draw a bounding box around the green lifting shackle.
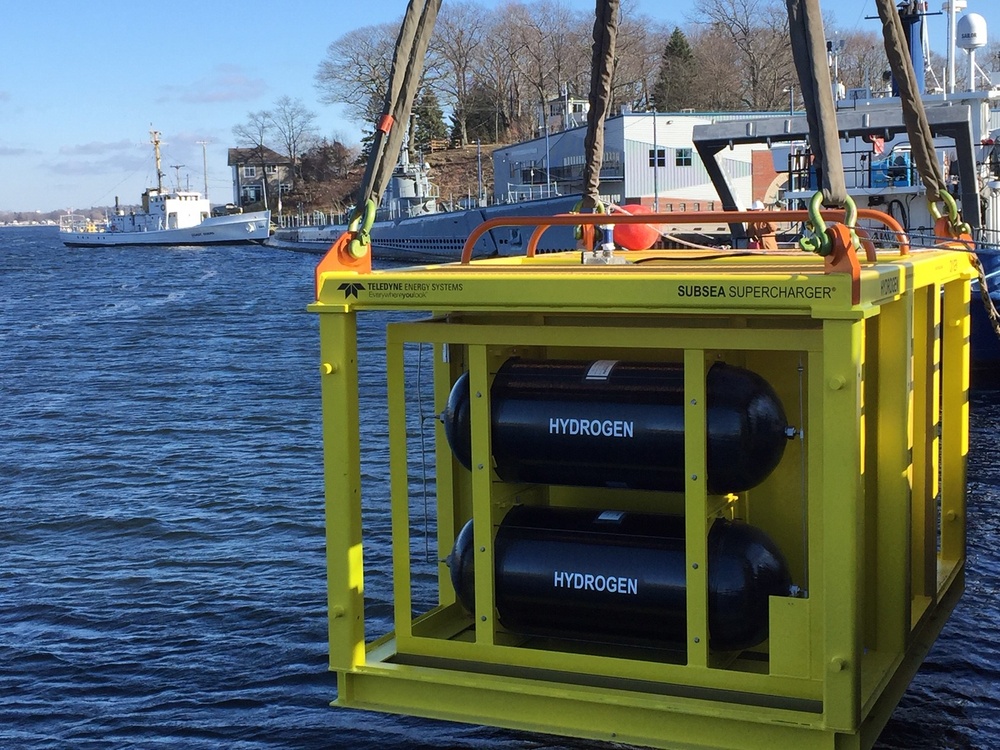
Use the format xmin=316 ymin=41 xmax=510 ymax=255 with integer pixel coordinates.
xmin=929 ymin=191 xmax=972 ymax=239
xmin=572 ymin=198 xmax=606 ymax=242
xmin=800 ymin=192 xmax=861 ymax=257
xmin=346 ymin=199 xmax=377 ymax=259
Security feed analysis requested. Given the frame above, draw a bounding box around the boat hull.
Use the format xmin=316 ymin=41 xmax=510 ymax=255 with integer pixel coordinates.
xmin=61 ymin=211 xmax=271 ymax=247
xmin=970 ymin=251 xmax=1000 ymax=380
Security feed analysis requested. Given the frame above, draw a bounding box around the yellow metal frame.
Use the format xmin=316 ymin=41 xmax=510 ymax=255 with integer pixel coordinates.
xmin=310 ymin=244 xmax=972 ymax=750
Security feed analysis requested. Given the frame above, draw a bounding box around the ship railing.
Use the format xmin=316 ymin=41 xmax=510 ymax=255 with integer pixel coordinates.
xmin=786 ymin=145 xmax=930 ymax=193
xmin=975 ymin=226 xmax=1000 ymax=254
xmin=276 ymin=210 xmax=351 ymax=229
xmin=505 ymin=183 xmax=562 ymax=203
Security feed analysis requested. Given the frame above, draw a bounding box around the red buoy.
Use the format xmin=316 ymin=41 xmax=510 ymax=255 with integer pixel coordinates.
xmin=613 ymin=204 xmax=660 ymax=250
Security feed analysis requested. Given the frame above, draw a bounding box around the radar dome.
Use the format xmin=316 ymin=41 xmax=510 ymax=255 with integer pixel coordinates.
xmin=957 ymin=14 xmax=987 ymax=50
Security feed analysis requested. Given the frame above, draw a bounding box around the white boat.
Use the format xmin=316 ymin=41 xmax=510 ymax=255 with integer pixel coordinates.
xmin=60 ymin=130 xmax=271 ymax=247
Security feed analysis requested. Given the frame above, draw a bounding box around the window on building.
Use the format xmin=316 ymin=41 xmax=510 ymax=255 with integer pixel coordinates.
xmin=242 ymin=166 xmax=257 ymax=178
xmin=676 ymin=148 xmax=693 ymax=167
xmin=265 ymin=165 xmax=278 ymax=175
xmin=648 ymin=148 xmax=666 ymax=168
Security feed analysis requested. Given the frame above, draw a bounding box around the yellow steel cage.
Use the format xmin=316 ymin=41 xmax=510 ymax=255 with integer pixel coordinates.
xmin=310 ymin=211 xmax=972 ymax=750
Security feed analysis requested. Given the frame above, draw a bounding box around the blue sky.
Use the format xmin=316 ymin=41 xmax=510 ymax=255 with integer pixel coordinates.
xmin=1 ymin=0 xmax=997 ymax=213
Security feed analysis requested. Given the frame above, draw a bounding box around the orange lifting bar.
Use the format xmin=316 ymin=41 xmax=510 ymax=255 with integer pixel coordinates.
xmin=458 ymin=209 xmax=911 ymax=264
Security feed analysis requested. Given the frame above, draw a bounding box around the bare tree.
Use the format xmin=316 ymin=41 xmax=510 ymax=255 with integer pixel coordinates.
xmin=540 ymin=1 xmax=591 ymax=104
xmin=232 ymin=110 xmax=273 ymax=208
xmin=612 ymin=4 xmax=669 ymax=111
xmin=987 ymin=41 xmax=1000 ymax=73
xmin=477 ymin=7 xmax=530 ymax=141
xmin=832 ymin=30 xmax=891 ymax=94
xmin=301 ymin=137 xmax=359 ymax=182
xmin=314 ymin=22 xmax=399 ymax=124
xmin=688 ymin=24 xmax=745 ymax=110
xmin=428 ymin=1 xmax=488 ymax=146
xmin=503 ymin=0 xmax=590 ymax=136
xmin=270 ymin=96 xmax=319 ymax=179
xmin=690 ymin=0 xmax=795 ymax=110
xmin=486 ymin=2 xmax=540 ymax=140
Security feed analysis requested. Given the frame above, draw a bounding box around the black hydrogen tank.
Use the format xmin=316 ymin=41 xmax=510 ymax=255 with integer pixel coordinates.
xmin=442 ymin=358 xmax=789 ymax=494
xmin=448 ymin=505 xmax=792 ymax=651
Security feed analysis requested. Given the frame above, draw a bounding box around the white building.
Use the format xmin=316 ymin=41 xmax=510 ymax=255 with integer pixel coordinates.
xmin=493 ymin=111 xmax=781 ymax=210
xmin=542 ymin=94 xmax=590 ymax=133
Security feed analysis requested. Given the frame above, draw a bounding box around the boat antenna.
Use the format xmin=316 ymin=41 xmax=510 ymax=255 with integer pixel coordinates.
xmin=170 ymin=164 xmax=185 ymax=191
xmin=197 ymin=140 xmax=209 ymax=199
xmin=150 ymin=129 xmax=164 ymax=193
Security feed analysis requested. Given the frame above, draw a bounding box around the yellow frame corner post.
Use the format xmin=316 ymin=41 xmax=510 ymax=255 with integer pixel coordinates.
xmin=819 ymin=317 xmax=864 ymax=733
xmin=939 ymin=277 xmax=970 ymax=574
xmin=318 ymin=310 xmax=367 ymax=679
xmin=866 ymin=294 xmax=913 ymax=660
xmin=909 ymin=283 xmax=941 ymax=606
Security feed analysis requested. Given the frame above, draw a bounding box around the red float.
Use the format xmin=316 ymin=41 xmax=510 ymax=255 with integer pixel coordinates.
xmin=612 ymin=204 xmax=660 ymax=250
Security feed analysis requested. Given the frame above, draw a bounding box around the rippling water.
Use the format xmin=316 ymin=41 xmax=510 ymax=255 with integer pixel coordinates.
xmin=1 ymin=226 xmax=998 ymax=749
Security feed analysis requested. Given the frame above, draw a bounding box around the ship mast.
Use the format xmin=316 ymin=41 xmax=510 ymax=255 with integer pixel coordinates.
xmin=150 ymin=129 xmax=164 ymax=194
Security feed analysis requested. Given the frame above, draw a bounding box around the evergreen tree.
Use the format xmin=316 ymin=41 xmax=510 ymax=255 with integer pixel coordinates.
xmin=300 ymin=138 xmax=356 ymax=182
xmin=463 ymin=80 xmax=509 ymax=143
xmin=413 ymin=89 xmax=449 ymax=152
xmin=652 ymin=28 xmax=696 ymax=111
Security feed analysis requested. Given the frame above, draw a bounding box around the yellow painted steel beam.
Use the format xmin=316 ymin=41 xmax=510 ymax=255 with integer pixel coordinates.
xmin=386 ymin=319 xmax=824 ymax=353
xmin=335 ymin=667 xmax=840 ymax=750
xmin=384 ymin=631 xmax=824 ymax=701
xmin=909 ymin=284 xmax=940 ymax=602
xmin=318 ymin=312 xmax=366 ymax=672
xmin=467 ymin=344 xmax=498 ymax=648
xmin=683 ymin=351 xmax=710 ymax=668
xmin=387 ymin=337 xmax=414 ymax=643
xmin=818 ymin=318 xmax=863 ymax=732
xmin=868 ymin=295 xmax=913 ymax=658
xmin=940 ymin=278 xmax=969 ymax=569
